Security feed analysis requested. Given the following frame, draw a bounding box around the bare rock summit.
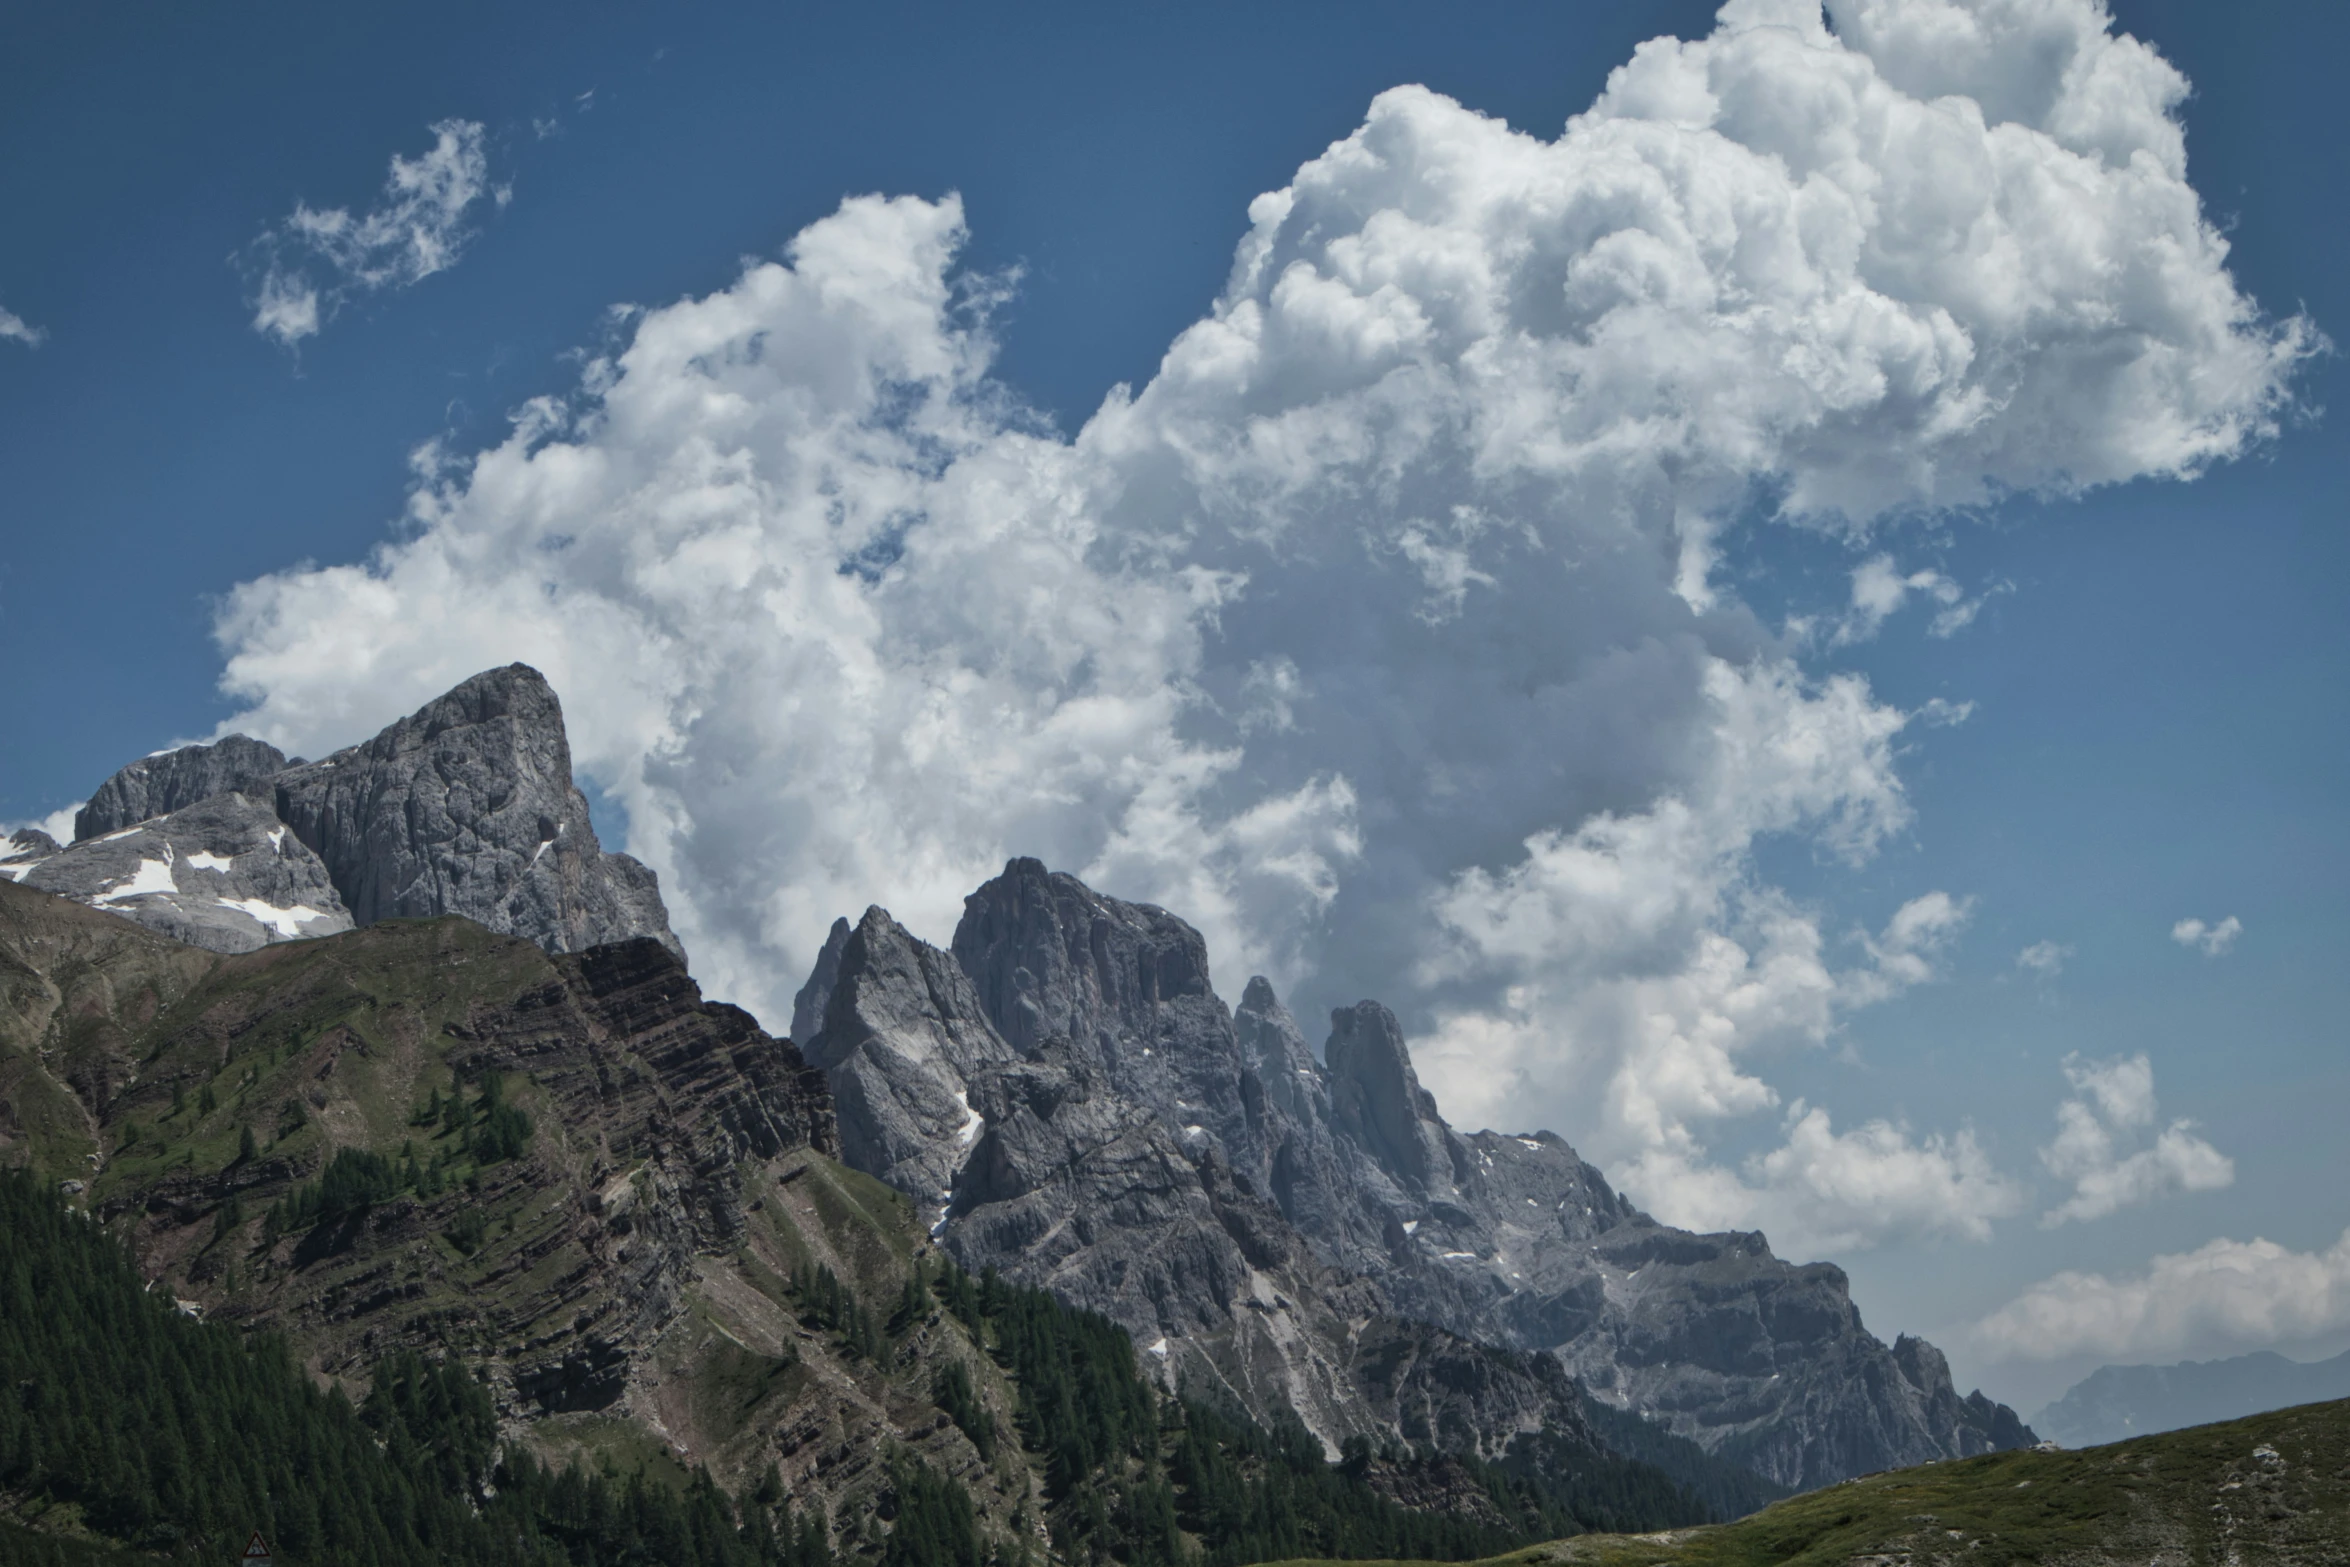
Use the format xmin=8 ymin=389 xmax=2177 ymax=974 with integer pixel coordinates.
xmin=32 ymin=664 xmax=679 ymax=961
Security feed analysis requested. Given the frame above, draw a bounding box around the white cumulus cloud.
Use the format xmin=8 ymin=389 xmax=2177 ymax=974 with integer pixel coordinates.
xmin=2171 ymin=914 xmax=2242 ymax=955
xmin=1976 ymin=1227 xmax=2350 ymax=1362
xmin=0 ymin=302 xmax=44 ymax=347
xmin=2038 ymin=1052 xmax=2232 ymax=1225
xmin=247 ymin=119 xmax=502 ymax=347
xmin=2016 ymin=939 xmax=2070 ymax=976
xmin=211 ymin=0 xmax=2306 ymax=1260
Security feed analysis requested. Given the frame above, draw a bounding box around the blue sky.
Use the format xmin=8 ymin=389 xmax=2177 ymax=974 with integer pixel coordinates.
xmin=2 ymin=0 xmax=2344 ymax=1412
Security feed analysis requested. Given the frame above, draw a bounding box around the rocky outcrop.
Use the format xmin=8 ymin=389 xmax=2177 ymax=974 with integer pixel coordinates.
xmin=1325 ymin=1001 xmax=1460 ymax=1201
xmin=949 ymin=857 xmax=1252 ymax=1149
xmin=797 ymin=869 xmax=1634 ymax=1470
xmin=801 ymin=858 xmax=2033 ymax=1492
xmin=790 ymin=916 xmax=852 ymax=1043
xmin=802 ymin=907 xmax=1018 ymax=1203
xmin=13 ymin=792 xmax=353 ymax=953
xmin=1267 ymin=992 xmax=2032 ymax=1492
xmin=74 ymin=734 xmax=291 ymax=841
xmin=269 ymin=665 xmax=679 ymax=959
xmin=1 ymin=829 xmax=62 ymax=882
xmin=43 ymin=665 xmax=680 ymax=962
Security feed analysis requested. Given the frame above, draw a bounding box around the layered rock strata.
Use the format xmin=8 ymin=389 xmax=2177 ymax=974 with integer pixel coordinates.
xmin=0 ymin=883 xmax=965 ymax=1540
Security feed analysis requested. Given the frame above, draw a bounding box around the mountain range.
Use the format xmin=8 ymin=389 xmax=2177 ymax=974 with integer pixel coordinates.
xmin=0 ymin=664 xmax=2034 ymax=1551
xmin=2033 ymin=1347 xmax=2350 ymax=1449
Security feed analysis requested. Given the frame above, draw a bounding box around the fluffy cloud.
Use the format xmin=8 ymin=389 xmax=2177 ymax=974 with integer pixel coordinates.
xmin=0 ymin=303 xmax=43 ymax=347
xmin=212 ymin=0 xmax=2304 ymax=1258
xmin=2038 ymin=1052 xmax=2231 ymax=1225
xmin=247 ymin=120 xmax=502 ymax=347
xmin=1836 ymin=555 xmax=2006 ymax=642
xmin=2015 ymin=939 xmax=2070 ymax=976
xmin=2171 ymin=914 xmax=2242 ymax=955
xmin=1976 ymin=1228 xmax=2350 ymax=1362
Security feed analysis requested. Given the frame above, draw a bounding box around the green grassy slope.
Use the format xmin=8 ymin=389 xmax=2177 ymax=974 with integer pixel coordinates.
xmin=1254 ymin=1395 xmax=2350 ymax=1567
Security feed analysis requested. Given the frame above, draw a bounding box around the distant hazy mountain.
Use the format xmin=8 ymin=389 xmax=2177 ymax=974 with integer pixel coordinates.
xmin=2034 ymin=1348 xmax=2350 ymax=1448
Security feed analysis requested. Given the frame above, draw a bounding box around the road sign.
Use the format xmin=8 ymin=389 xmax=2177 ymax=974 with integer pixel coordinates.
xmin=241 ymin=1531 xmax=272 ymax=1562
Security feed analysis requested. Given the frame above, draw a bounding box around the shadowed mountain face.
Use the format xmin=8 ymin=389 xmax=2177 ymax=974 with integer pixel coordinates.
xmin=0 ymin=880 xmax=1729 ymax=1558
xmin=796 ymin=857 xmax=2034 ymax=1492
xmin=800 ymin=893 xmax=1623 ymax=1472
xmin=2035 ymin=1348 xmax=2350 ymax=1449
xmin=9 ymin=665 xmax=678 ymax=962
xmin=0 ymin=881 xmax=983 ymax=1539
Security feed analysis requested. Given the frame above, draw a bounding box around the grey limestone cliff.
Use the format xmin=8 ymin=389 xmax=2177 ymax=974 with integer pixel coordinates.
xmin=798 ymin=856 xmax=2034 ymax=1492
xmin=36 ymin=664 xmax=680 ymax=962
xmin=797 ymin=869 xmax=1629 ymax=1468
xmin=801 ymin=906 xmax=1018 ymax=1203
xmin=74 ymin=734 xmax=291 ymax=841
xmin=269 ymin=664 xmax=679 ymax=959
xmin=1258 ymin=990 xmax=2033 ymax=1491
xmin=9 ymin=792 xmax=353 ymax=953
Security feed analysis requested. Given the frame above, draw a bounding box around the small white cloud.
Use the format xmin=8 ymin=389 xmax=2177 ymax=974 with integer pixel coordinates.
xmin=2038 ymin=1052 xmax=2232 ymax=1226
xmin=1975 ymin=1227 xmax=2350 ymax=1362
xmin=1 ymin=805 xmax=80 ymax=844
xmin=2016 ymin=940 xmax=2071 ymax=977
xmin=2171 ymin=914 xmax=2242 ymax=956
xmin=0 ymin=303 xmax=45 ymax=347
xmin=1834 ymin=556 xmax=2006 ymax=645
xmin=1849 ymin=890 xmax=1973 ymax=1001
xmin=246 ymin=119 xmax=499 ymax=347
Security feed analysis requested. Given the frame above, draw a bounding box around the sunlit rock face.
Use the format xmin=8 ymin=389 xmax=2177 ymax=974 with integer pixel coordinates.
xmin=75 ymin=734 xmax=291 ymax=842
xmin=14 ymin=791 xmax=352 ymax=953
xmin=799 ymin=856 xmax=2037 ymax=1490
xmin=267 ymin=663 xmax=679 ymax=959
xmin=34 ymin=664 xmax=680 ymax=962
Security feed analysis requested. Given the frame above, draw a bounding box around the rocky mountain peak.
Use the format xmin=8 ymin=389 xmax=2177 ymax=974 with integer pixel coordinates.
xmin=1325 ymin=999 xmax=1455 ymax=1199
xmin=270 ymin=663 xmax=676 ymax=957
xmin=1235 ymin=974 xmax=1328 ymax=1123
xmin=790 ymin=915 xmax=853 ymax=1042
xmin=10 ymin=791 xmax=354 ymax=953
xmin=801 ymin=860 xmax=2038 ymax=1491
xmin=1892 ymin=1333 xmax=1955 ymax=1396
xmin=74 ymin=733 xmax=291 ymax=842
xmin=952 ymin=856 xmax=1215 ymax=1062
xmin=804 ymin=905 xmax=1020 ymax=1202
xmin=31 ymin=663 xmax=681 ymax=963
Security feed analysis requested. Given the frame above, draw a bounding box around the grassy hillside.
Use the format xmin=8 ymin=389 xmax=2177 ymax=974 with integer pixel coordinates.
xmin=1254 ymin=1395 xmax=2350 ymax=1566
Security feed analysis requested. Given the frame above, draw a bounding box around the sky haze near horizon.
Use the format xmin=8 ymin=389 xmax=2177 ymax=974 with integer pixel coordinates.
xmin=2 ymin=0 xmax=2345 ymax=1416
